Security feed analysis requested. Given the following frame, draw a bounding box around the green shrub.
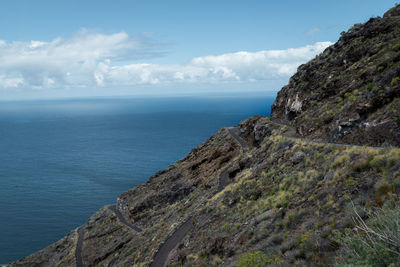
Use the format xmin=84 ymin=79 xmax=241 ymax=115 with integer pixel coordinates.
xmin=335 ymin=196 xmax=400 ymax=267
xmin=236 ymin=251 xmax=269 ymax=267
xmin=237 ymin=251 xmax=283 ymax=266
xmin=369 ymin=155 xmax=386 ymax=169
xmin=392 ymin=43 xmax=400 ymax=51
xmin=353 ymin=156 xmax=373 ymax=172
xmin=391 ymin=76 xmax=400 ymax=86
xmin=283 ymin=209 xmax=305 ymax=229
xmin=221 ymin=222 xmax=233 ymax=233
xmin=331 ymin=153 xmax=350 ymax=168
xmin=345 ymin=177 xmax=357 ymax=188
xmin=336 ymin=96 xmax=343 ymax=103
xmin=375 ymin=180 xmax=393 ymax=199
xmin=366 ymin=82 xmax=375 ymax=91
xmin=124 ymin=246 xmax=136 ymax=257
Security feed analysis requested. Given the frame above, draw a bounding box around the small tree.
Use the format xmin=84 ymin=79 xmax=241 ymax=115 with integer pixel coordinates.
xmin=336 ymin=194 xmax=400 ymax=267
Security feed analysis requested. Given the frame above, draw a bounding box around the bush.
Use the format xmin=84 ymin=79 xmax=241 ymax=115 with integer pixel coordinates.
xmin=335 ymin=195 xmax=400 ymax=267
xmin=221 ymin=222 xmax=234 ymax=233
xmin=283 ymin=209 xmax=305 ymax=229
xmin=366 ymin=82 xmax=375 ymax=91
xmin=236 ymin=251 xmax=268 ymax=267
xmin=392 ymin=43 xmax=400 ymax=51
xmin=391 ymin=76 xmax=400 ymax=87
xmin=331 ymin=153 xmax=351 ymax=168
xmin=375 ymin=180 xmax=393 ymax=199
xmin=236 ymin=251 xmax=282 ymax=267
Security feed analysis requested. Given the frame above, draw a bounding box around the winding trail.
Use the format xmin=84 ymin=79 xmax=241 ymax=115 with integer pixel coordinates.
xmin=149 ymin=127 xmax=248 ymax=267
xmin=150 ymin=217 xmax=194 ymax=267
xmin=106 ymin=206 xmax=142 ymax=266
xmin=269 ymin=120 xmax=384 ymax=150
xmin=108 ymin=205 xmax=142 ymax=232
xmin=215 ymin=126 xmax=250 ymax=191
xmin=75 ymin=123 xmax=384 ymax=267
xmin=226 ymin=127 xmax=248 ymax=151
xmin=76 ymin=205 xmax=142 ymax=267
xmin=75 ymin=227 xmax=84 ymax=267
xmin=279 ymin=135 xmax=384 ymax=150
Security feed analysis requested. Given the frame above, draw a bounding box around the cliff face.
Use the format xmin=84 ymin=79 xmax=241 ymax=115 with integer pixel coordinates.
xmin=9 ymin=5 xmax=400 ymax=267
xmin=271 ymin=5 xmax=400 ymax=146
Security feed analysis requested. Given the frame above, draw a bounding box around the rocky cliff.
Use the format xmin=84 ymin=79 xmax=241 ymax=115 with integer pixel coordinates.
xmin=8 ymin=4 xmax=400 ymax=267
xmin=271 ymin=4 xmax=400 ymax=147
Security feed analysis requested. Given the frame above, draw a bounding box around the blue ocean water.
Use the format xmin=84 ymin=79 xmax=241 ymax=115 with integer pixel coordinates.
xmin=0 ymin=96 xmax=275 ymax=263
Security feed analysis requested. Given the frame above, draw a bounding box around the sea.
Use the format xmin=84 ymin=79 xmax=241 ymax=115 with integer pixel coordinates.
xmin=0 ymin=95 xmax=275 ymax=263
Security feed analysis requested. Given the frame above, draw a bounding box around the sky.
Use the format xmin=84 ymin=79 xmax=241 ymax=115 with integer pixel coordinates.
xmin=0 ymin=0 xmax=398 ymax=100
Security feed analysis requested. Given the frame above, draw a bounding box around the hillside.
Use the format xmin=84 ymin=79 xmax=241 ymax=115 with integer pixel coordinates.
xmin=271 ymin=5 xmax=400 ymax=147
xmin=8 ymin=4 xmax=400 ymax=267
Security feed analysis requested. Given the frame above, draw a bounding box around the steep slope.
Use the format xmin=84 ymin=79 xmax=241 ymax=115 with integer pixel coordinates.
xmin=10 ymin=117 xmax=399 ymax=266
xmin=8 ymin=4 xmax=400 ymax=267
xmin=271 ymin=5 xmax=400 ymax=146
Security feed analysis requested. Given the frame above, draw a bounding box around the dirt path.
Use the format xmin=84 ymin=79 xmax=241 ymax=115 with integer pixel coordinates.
xmin=105 ymin=205 xmax=142 ymax=266
xmin=77 ymin=123 xmax=382 ymax=267
xmin=269 ymin=120 xmax=384 ymax=150
xmin=108 ymin=205 xmax=142 ymax=232
xmin=215 ymin=127 xmax=248 ymax=192
xmin=75 ymin=227 xmax=84 ymax=267
xmin=149 ymin=217 xmax=194 ymax=267
xmin=226 ymin=127 xmax=248 ymax=151
xmin=66 ymin=119 xmax=389 ymax=267
xmin=280 ymin=135 xmax=384 ymax=150
xmin=149 ymin=127 xmax=248 ymax=267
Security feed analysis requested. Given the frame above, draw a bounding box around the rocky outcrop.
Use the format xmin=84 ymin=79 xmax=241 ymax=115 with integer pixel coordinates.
xmin=237 ymin=116 xmax=276 ymax=146
xmin=271 ymin=4 xmax=400 ymax=146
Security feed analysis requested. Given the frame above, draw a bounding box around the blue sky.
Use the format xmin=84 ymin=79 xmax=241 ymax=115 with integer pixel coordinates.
xmin=0 ymin=0 xmax=397 ymax=99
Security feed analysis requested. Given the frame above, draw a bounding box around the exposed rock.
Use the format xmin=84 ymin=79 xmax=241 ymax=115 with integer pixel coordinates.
xmin=324 ymin=170 xmax=335 ymax=181
xmin=286 ymin=93 xmax=303 ymax=120
xmin=271 ymin=5 xmax=400 ymax=146
xmin=292 ymin=151 xmax=305 ymax=164
xmin=238 ymin=116 xmax=276 ymax=146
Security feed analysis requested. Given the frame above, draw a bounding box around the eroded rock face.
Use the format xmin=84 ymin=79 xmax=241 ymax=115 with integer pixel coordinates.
xmin=286 ymin=93 xmax=303 ymax=120
xmin=271 ymin=5 xmax=400 ymax=146
xmin=238 ymin=116 xmax=275 ymax=146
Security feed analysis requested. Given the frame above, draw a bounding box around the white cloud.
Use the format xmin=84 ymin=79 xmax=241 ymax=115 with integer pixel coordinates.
xmin=0 ymin=30 xmax=160 ymax=90
xmin=0 ymin=30 xmax=333 ymax=91
xmin=94 ymin=41 xmax=332 ymax=86
xmin=0 ymin=75 xmax=24 ymax=88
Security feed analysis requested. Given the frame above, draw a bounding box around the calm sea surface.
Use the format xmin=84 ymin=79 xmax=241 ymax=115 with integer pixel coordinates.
xmin=0 ymin=96 xmax=274 ymax=263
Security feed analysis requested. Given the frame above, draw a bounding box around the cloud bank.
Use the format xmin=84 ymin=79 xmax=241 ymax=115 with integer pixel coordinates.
xmin=0 ymin=31 xmax=333 ymax=91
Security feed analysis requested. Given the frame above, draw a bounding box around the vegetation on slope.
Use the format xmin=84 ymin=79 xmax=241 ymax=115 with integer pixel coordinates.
xmin=335 ymin=195 xmax=400 ymax=267
xmin=162 ymin=117 xmax=400 ymax=266
xmin=271 ymin=4 xmax=400 ymax=146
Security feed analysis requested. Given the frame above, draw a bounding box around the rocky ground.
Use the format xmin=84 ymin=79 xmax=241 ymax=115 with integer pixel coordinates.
xmin=271 ymin=4 xmax=400 ymax=147
xmin=9 ymin=116 xmax=400 ymax=266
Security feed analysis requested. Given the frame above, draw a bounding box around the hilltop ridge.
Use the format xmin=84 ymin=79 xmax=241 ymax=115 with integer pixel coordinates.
xmin=271 ymin=4 xmax=400 ymax=146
